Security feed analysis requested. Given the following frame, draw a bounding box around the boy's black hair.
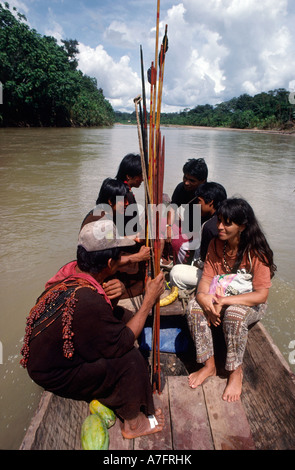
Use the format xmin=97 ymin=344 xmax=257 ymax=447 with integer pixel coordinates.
xmin=196 ymin=182 xmax=227 ymax=209
xmin=183 ymin=158 xmax=208 ymax=181
xmin=116 ymin=153 xmax=142 ymax=181
xmin=96 ymin=178 xmax=127 ymax=205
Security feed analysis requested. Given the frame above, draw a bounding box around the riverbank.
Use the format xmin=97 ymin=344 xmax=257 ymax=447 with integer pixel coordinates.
xmin=116 ymin=121 xmax=295 ymax=136
xmin=161 ymin=123 xmax=295 ymax=136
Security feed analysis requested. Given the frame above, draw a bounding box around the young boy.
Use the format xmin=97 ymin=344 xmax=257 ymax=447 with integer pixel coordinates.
xmin=168 ymin=158 xmax=208 ymax=263
xmin=170 ymin=182 xmax=227 ymax=290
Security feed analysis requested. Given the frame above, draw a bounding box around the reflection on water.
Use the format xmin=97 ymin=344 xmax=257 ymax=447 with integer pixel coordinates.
xmin=0 ymin=125 xmax=294 ymax=449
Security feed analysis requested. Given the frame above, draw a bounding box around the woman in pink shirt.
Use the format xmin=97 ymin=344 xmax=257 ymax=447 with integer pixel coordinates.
xmin=186 ymin=198 xmax=276 ymax=402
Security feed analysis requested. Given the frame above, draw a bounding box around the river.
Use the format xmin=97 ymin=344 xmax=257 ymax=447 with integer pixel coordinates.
xmin=0 ymin=124 xmax=294 ymax=449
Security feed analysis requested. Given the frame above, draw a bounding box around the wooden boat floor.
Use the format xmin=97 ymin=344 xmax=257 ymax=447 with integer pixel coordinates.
xmin=20 ymin=319 xmax=295 ymax=451
xmin=20 ymin=375 xmax=255 ymax=451
xmin=109 ymin=375 xmax=255 ymax=451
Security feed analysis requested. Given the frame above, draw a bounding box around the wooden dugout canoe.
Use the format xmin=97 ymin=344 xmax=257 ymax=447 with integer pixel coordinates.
xmin=19 ymin=300 xmax=295 ymax=451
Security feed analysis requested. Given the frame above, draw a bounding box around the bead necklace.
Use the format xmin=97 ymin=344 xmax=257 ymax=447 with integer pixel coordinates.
xmin=223 ymin=241 xmax=236 ymax=273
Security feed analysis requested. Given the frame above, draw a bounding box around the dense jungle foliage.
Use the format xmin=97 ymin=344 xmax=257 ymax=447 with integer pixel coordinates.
xmin=0 ymin=3 xmax=115 ymax=127
xmin=116 ymin=88 xmax=295 ymax=130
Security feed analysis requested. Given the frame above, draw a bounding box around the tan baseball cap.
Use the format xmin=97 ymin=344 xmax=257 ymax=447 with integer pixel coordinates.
xmin=78 ymin=219 xmax=135 ymax=252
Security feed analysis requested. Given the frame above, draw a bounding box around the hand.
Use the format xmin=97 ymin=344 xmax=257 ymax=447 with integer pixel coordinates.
xmin=197 ymin=292 xmax=221 ymax=327
xmin=126 ymin=272 xmax=165 ymax=339
xmin=212 ymin=286 xmax=226 ymax=318
xmin=135 ymin=245 xmax=151 ymax=262
xmin=121 ymin=246 xmax=150 ymax=265
xmin=103 ymin=279 xmax=125 ymax=300
xmin=144 ymin=272 xmax=165 ymax=305
xmin=206 ymin=308 xmax=221 ymax=327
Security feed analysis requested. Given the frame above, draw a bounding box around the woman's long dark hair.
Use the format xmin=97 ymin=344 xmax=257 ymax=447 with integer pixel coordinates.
xmin=216 ymin=198 xmax=277 ymax=277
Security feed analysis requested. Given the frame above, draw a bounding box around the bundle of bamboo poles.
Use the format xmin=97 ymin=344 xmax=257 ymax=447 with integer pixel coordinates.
xmin=134 ymin=0 xmax=168 ymax=393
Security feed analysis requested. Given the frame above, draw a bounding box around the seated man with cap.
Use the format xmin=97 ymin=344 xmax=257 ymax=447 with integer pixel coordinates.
xmin=20 ymin=219 xmax=165 ymax=439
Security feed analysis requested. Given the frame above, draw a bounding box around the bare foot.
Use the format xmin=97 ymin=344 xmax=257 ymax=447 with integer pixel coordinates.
xmin=188 ymin=359 xmax=216 ymax=389
xmin=222 ymin=366 xmax=243 ymax=402
xmin=121 ymin=408 xmax=165 ymax=439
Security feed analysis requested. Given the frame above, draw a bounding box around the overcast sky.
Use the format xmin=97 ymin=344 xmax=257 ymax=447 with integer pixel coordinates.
xmin=2 ymin=0 xmax=295 ymax=112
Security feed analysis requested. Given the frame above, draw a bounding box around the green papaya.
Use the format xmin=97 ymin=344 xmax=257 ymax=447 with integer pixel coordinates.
xmin=89 ymin=399 xmax=116 ymax=428
xmin=81 ymin=414 xmax=109 ymax=450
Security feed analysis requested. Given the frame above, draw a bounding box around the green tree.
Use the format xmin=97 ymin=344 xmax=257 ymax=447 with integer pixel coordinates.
xmin=230 ymin=109 xmax=258 ymax=129
xmin=0 ymin=3 xmax=115 ymax=127
xmin=72 ymin=75 xmax=115 ymax=126
xmin=187 ymin=104 xmax=214 ymax=126
xmin=61 ymin=39 xmax=79 ymax=70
